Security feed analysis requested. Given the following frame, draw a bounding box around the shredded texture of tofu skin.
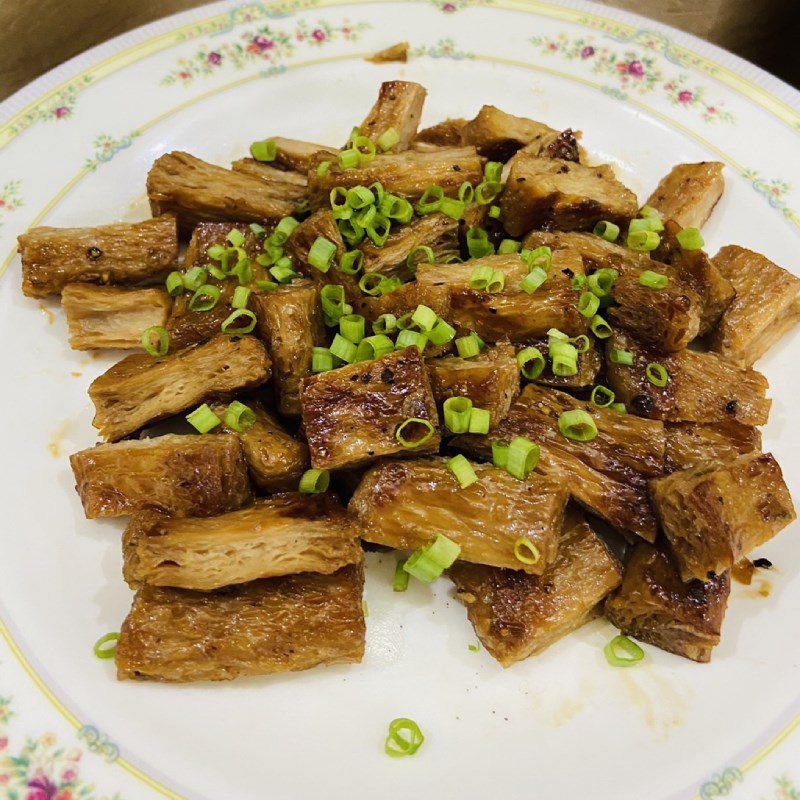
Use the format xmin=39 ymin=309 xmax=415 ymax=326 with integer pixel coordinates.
xmin=230 ymin=158 xmax=308 ymax=206
xmin=414 ymin=118 xmax=468 ymax=147
xmin=664 ymin=421 xmax=762 ymax=473
xmin=358 ymin=80 xmax=426 ymax=152
xmin=645 ymin=161 xmax=725 ymax=230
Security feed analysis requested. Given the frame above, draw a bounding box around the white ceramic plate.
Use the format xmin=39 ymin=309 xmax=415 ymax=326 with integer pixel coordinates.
xmin=1 ymin=2 xmax=799 ymax=798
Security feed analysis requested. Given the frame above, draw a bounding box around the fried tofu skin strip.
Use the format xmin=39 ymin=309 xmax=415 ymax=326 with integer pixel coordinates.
xmin=664 ymin=421 xmax=761 ymax=473
xmin=115 ymin=565 xmax=365 ymax=682
xmin=358 ymin=80 xmax=426 ymax=152
xmin=230 ymin=158 xmax=308 ymax=206
xmin=19 ymin=215 xmax=178 ymax=298
xmin=70 ymin=434 xmax=251 ymax=518
xmin=61 ymin=285 xmax=171 ymax=350
xmin=605 ymin=544 xmax=729 ymax=663
xmin=350 ymin=457 xmax=568 ymax=573
xmin=89 ymin=334 xmax=271 ymax=441
xmin=449 ymin=509 xmax=622 ymax=666
xmin=650 ymin=452 xmax=796 ymax=582
xmin=415 ymin=118 xmax=468 ymax=147
xmin=645 ymin=162 xmax=724 ymax=230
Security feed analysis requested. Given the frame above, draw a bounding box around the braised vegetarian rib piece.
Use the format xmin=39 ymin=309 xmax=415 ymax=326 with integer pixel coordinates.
xmin=125 ymin=494 xmax=362 ymax=591
xmin=307 ymin=147 xmax=484 ymax=208
xmin=350 ymin=457 xmax=568 ymax=573
xmin=415 ymin=251 xmax=588 ymax=341
xmin=251 ymin=280 xmax=325 ymax=416
xmin=650 ymin=451 xmax=796 ymax=582
xmin=230 ymin=158 xmax=308 ymax=207
xmin=604 ymin=330 xmax=771 ymax=426
xmin=89 ymin=334 xmax=271 ymax=441
xmin=358 ymin=80 xmax=426 ymax=152
xmin=449 ymin=509 xmax=622 ymax=666
xmin=426 ymin=343 xmax=520 ymax=429
xmin=209 ymin=400 xmax=308 ymax=492
xmin=115 ymin=564 xmax=365 ymax=682
xmin=61 ymin=285 xmax=171 ymax=350
xmin=500 ymin=154 xmax=638 ymax=236
xmin=70 ymin=433 xmax=250 ymax=518
xmin=147 ymin=151 xmax=295 ymax=236
xmin=19 ymin=215 xmax=178 ymax=298
xmin=645 ymin=162 xmax=724 ymax=230
xmin=708 ymin=245 xmax=800 ymax=367
xmin=605 ymin=544 xmax=729 ymax=663
xmin=664 ymin=421 xmax=761 ymax=472
xmin=355 ymin=280 xmax=451 ymax=331
xmin=524 ymin=337 xmax=602 ymax=390
xmin=300 ymin=346 xmax=440 ymax=470
xmin=268 ymin=137 xmax=336 ymax=173
xmin=453 ymin=384 xmax=666 ymax=541
xmin=524 ymin=229 xmax=652 ymax=275
xmin=414 ymin=118 xmax=467 ymax=147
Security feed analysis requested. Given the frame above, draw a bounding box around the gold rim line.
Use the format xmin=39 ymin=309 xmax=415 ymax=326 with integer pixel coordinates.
xmin=0 ymin=47 xmax=798 ymax=791
xmin=0 ymin=616 xmax=186 ymax=800
xmin=0 ymin=0 xmax=798 ymax=149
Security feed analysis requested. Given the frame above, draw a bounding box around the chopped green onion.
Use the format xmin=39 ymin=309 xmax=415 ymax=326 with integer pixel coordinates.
xmin=488 ymin=204 xmax=501 ymax=219
xmin=517 ymin=346 xmax=545 ymax=380
xmin=270 ymin=216 xmax=299 ymax=245
xmin=548 ymin=328 xmax=569 ymax=341
xmin=186 ymin=403 xmax=221 ymax=434
xmin=207 ymin=244 xmax=228 ymax=261
xmin=226 ymin=228 xmax=245 ymax=247
xmin=395 ymin=329 xmax=428 ymax=352
xmin=365 ymin=214 xmax=391 ymax=246
xmin=355 ymin=334 xmax=394 ymax=361
xmin=677 ymin=227 xmax=704 ymax=250
xmin=578 ymin=291 xmax=600 ymax=318
xmin=640 ymin=205 xmax=663 ymax=219
xmin=299 ymin=468 xmax=330 ymax=494
xmin=469 ymin=265 xmax=494 ymax=290
xmin=514 ymin=537 xmax=540 ymax=565
xmin=520 ymin=266 xmax=548 ymax=295
xmin=448 ymin=454 xmax=478 ymax=488
xmin=270 ymin=262 xmax=297 ymax=284
xmin=93 ymin=632 xmax=119 ymax=659
xmin=338 ymin=147 xmax=360 ymax=170
xmin=376 ymin=126 xmax=400 ymax=152
xmin=406 ymin=245 xmax=435 ymax=271
xmin=316 ymin=160 xmax=332 ymax=178
xmin=558 ymin=409 xmax=598 ymax=442
xmin=250 ymin=139 xmax=276 ymax=162
xmin=165 ymin=271 xmax=184 ymax=296
xmin=458 ymin=181 xmax=475 ymax=204
xmin=468 ymin=643 xmax=480 ymax=652
xmin=486 ymin=270 xmax=506 ymax=293
xmin=646 ymin=362 xmax=670 ymax=387
xmin=629 ymin=216 xmax=664 ymax=234
xmin=522 ymin=246 xmax=552 ymax=272
xmin=382 ymin=195 xmax=414 ymax=223
xmin=587 ymin=268 xmax=618 ymax=297
xmin=484 ymin=161 xmax=502 ymax=182
xmin=468 ymin=407 xmax=490 ymax=434
xmin=610 ymin=402 xmax=627 ymax=414
xmin=395 ymin=417 xmax=435 ymax=448
xmin=393 ymin=558 xmax=410 ymax=592
xmin=358 ymin=273 xmax=385 ymax=296
xmin=141 ymin=326 xmax=169 ymax=357
xmin=593 ymin=220 xmax=620 ymax=241
xmin=552 ymin=355 xmax=578 ymax=377
xmin=373 ymin=313 xmax=397 ymax=335
xmin=396 ymin=312 xmax=417 ymax=331
xmin=346 ymin=126 xmax=361 ymax=147
xmin=208 ymin=265 xmax=226 ymax=281
xmin=590 ymin=315 xmax=613 ymax=339
xmin=411 ymin=304 xmax=438 ymax=332
xmin=249 ymin=223 xmax=267 ymax=238
xmin=439 ymin=199 xmax=466 ymax=221
xmin=312 ymin=347 xmax=334 ymax=373
xmin=492 ymin=441 xmax=509 ymax=468
xmin=466 ymin=227 xmax=494 ymax=259
xmin=403 ymin=534 xmax=460 ymax=583
xmin=330 ymin=186 xmax=351 ymax=219
xmin=475 ymin=180 xmax=502 ymax=204
xmin=571 ymin=335 xmax=590 ymax=353
xmin=627 ymin=229 xmax=660 ymax=251
xmin=338 ymin=217 xmax=365 ymax=246
xmin=571 ymin=274 xmax=587 ymax=290
xmin=347 ymin=185 xmax=375 ymax=209
xmin=232 ymin=286 xmax=251 ymax=309
xmin=330 ymin=333 xmax=358 ymax=363
xmin=639 ymin=270 xmax=669 ymax=289
xmin=183 ymin=266 xmax=208 ymax=292
xmin=427 ymin=318 xmax=456 ymax=346
xmin=455 ymin=332 xmax=482 ymax=359
xmin=416 ymin=185 xmax=444 ymax=215
xmin=385 ymin=718 xmax=425 ymax=758
xmin=352 ymin=135 xmax=377 ymax=166
xmin=320 ymin=285 xmax=349 ymax=327
xmin=256 ymin=243 xmax=283 ymax=267
xmin=498 ymin=239 xmax=521 ymax=255
xmin=188 ymin=284 xmax=221 ymax=312
xmin=224 ymin=400 xmax=256 ymax=432
xmin=232 ymin=256 xmax=253 ymax=286
xmin=255 ymin=280 xmax=278 ymax=293
xmin=340 ymin=250 xmax=364 ymax=275
xmin=609 ymin=348 xmax=634 ymax=366
xmin=221 ymin=309 xmax=257 ymax=335
xmin=604 ymin=635 xmax=645 ymax=667
xmin=443 ymin=396 xmax=473 ymax=434
xmin=590 ymin=386 xmax=615 ymax=408
xmin=340 ymin=314 xmax=366 ymax=343
xmin=308 ymin=236 xmax=337 ymax=273
xmin=506 ymin=436 xmax=540 ymax=479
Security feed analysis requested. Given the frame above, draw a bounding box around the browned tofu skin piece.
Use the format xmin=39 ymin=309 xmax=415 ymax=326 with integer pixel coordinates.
xmin=500 ymin=155 xmax=638 ymax=236
xmin=365 ymin=41 xmax=409 ymax=64
xmin=19 ymin=215 xmax=178 ymax=298
xmin=605 ymin=544 xmax=729 ymax=663
xmin=69 ymin=434 xmax=250 ymax=518
xmin=523 ymin=337 xmax=602 ymax=390
xmin=230 ymin=158 xmax=308 ymax=206
xmin=115 ymin=564 xmax=365 ymax=682
xmin=355 ymin=280 xmax=451 ymax=330
xmin=351 ymin=457 xmax=568 ymax=573
xmin=147 ymin=152 xmax=295 ymax=236
xmin=209 ymin=400 xmax=308 ymax=492
xmin=251 ymin=280 xmax=325 ymax=416
xmin=358 ymin=80 xmax=426 ymax=151
xmin=61 ymin=285 xmax=171 ymax=350
xmin=300 ymin=346 xmax=440 ymax=470
xmin=127 ymin=494 xmax=362 ymax=591
xmin=449 ymin=509 xmax=622 ymax=666
xmin=664 ymin=421 xmax=761 ymax=472
xmin=269 ymin=137 xmax=336 ymax=173
xmin=427 ymin=343 xmax=520 ymax=429
xmin=604 ymin=330 xmax=771 ymax=426
xmin=307 ymin=147 xmax=484 ymax=208
xmin=415 ymin=118 xmax=467 ymax=147
xmin=358 ymin=213 xmax=459 ymax=279
xmin=645 ymin=162 xmax=724 ymax=230
xmin=89 ymin=334 xmax=271 ymax=441
xmin=709 ymin=245 xmax=800 ymax=367
xmin=650 ymin=452 xmax=796 ymax=582
xmin=453 ymin=384 xmax=665 ymax=541
xmin=524 ymin=229 xmax=652 ymax=274
xmin=415 ymin=251 xmax=588 ymax=341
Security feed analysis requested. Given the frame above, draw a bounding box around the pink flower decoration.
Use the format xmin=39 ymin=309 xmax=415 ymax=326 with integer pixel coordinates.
xmin=312 ymin=29 xmax=326 ymax=41
xmin=61 ymin=770 xmax=76 ymax=783
xmin=54 ymin=107 xmax=70 ymax=119
xmin=253 ymin=35 xmax=274 ymax=50
xmin=0 ymin=774 xmax=8 ymax=784
xmin=678 ymin=90 xmax=693 ymax=103
xmin=580 ymin=46 xmax=595 ymax=58
xmin=443 ymin=2 xmax=456 ymax=10
xmin=207 ymin=51 xmax=222 ymax=65
xmin=627 ymin=60 xmax=644 ymax=77
xmin=0 ymin=735 xmax=7 ymax=748
xmin=179 ymin=71 xmax=190 ymax=79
